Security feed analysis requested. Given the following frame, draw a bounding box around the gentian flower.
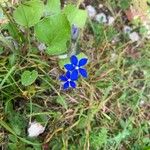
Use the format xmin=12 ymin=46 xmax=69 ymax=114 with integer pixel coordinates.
xmin=59 ymin=71 xmax=77 ymax=89
xmin=64 ymin=55 xmax=88 ymax=80
xmin=71 ymin=24 xmax=79 ymax=40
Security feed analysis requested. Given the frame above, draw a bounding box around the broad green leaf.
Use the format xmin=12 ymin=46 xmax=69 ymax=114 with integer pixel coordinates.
xmin=34 ymin=14 xmax=70 ymax=55
xmin=13 ymin=0 xmax=44 ymax=27
xmin=45 ymin=0 xmax=61 ymax=15
xmin=21 ymin=70 xmax=38 ymax=86
xmin=119 ymin=0 xmax=131 ymax=10
xmin=46 ymin=40 xmax=67 ymax=55
xmin=63 ymin=4 xmax=87 ymax=28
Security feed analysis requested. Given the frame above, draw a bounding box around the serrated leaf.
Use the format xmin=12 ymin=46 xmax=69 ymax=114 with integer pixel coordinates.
xmin=21 ymin=70 xmax=38 ymax=86
xmin=13 ymin=0 xmax=44 ymax=27
xmin=63 ymin=4 xmax=87 ymax=28
xmin=34 ymin=14 xmax=70 ymax=55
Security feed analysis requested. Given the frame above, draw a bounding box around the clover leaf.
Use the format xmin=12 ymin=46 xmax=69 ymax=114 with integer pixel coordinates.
xmin=21 ymin=70 xmax=38 ymax=86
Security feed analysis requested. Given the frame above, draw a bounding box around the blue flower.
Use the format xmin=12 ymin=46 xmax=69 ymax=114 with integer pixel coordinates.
xmin=59 ymin=71 xmax=77 ymax=89
xmin=71 ymin=24 xmax=79 ymax=40
xmin=64 ymin=55 xmax=88 ymax=80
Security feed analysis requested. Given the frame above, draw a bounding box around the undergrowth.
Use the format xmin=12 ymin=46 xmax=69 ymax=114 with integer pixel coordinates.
xmin=0 ymin=0 xmax=150 ymax=150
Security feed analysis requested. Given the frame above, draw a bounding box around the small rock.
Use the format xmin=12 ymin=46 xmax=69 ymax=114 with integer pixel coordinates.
xmin=123 ymin=26 xmax=132 ymax=34
xmin=99 ymin=4 xmax=103 ymax=8
xmin=140 ymin=100 xmax=145 ymax=106
xmin=86 ymin=5 xmax=96 ymax=18
xmin=129 ymin=32 xmax=140 ymax=42
xmin=28 ymin=121 xmax=45 ymax=137
xmin=110 ymin=53 xmax=118 ymax=62
xmin=38 ymin=43 xmax=46 ymax=52
xmin=95 ymin=13 xmax=107 ymax=23
xmin=107 ymin=16 xmax=115 ymax=25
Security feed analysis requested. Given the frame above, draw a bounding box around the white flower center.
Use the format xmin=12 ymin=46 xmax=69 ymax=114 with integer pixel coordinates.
xmin=68 ymin=79 xmax=71 ymax=82
xmin=75 ymin=66 xmax=79 ymax=69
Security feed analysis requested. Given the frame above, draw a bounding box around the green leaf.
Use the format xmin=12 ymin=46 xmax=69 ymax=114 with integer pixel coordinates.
xmin=46 ymin=41 xmax=67 ymax=55
xmin=0 ymin=120 xmax=17 ymax=136
xmin=63 ymin=4 xmax=87 ymax=28
xmin=77 ymin=116 xmax=88 ymax=129
xmin=90 ymin=128 xmax=108 ymax=149
xmin=113 ymin=129 xmax=130 ymax=143
xmin=45 ymin=0 xmax=61 ymax=15
xmin=56 ymin=96 xmax=68 ymax=110
xmin=8 ymin=143 xmax=17 ymax=150
xmin=9 ymin=54 xmax=17 ymax=66
xmin=13 ymin=0 xmax=44 ymax=27
xmin=8 ymin=134 xmax=18 ymax=143
xmin=34 ymin=14 xmax=70 ymax=55
xmin=0 ymin=47 xmax=4 ymax=54
xmin=21 ymin=70 xmax=38 ymax=86
xmin=118 ymin=0 xmax=131 ymax=10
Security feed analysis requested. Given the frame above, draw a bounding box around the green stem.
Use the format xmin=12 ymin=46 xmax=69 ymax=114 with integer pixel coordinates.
xmin=0 ymin=4 xmax=24 ymax=42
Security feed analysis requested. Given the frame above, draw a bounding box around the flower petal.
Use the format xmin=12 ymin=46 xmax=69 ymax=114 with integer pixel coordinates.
xmin=59 ymin=75 xmax=68 ymax=81
xmin=66 ymin=71 xmax=71 ymax=79
xmin=70 ymin=69 xmax=78 ymax=80
xmin=72 ymin=24 xmax=79 ymax=40
xmin=79 ymin=68 xmax=88 ymax=78
xmin=63 ymin=81 xmax=69 ymax=89
xmin=70 ymin=55 xmax=78 ymax=66
xmin=64 ymin=64 xmax=75 ymax=71
xmin=78 ymin=58 xmax=88 ymax=67
xmin=70 ymin=81 xmax=76 ymax=88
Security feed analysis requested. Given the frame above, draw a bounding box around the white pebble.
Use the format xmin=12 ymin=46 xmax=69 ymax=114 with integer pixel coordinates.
xmin=38 ymin=43 xmax=46 ymax=52
xmin=123 ymin=26 xmax=132 ymax=34
xmin=28 ymin=121 xmax=45 ymax=137
xmin=99 ymin=4 xmax=103 ymax=8
xmin=129 ymin=32 xmax=140 ymax=42
xmin=95 ymin=13 xmax=107 ymax=23
xmin=86 ymin=5 xmax=96 ymax=18
xmin=110 ymin=53 xmax=118 ymax=62
xmin=107 ymin=16 xmax=115 ymax=25
xmin=140 ymin=100 xmax=145 ymax=106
